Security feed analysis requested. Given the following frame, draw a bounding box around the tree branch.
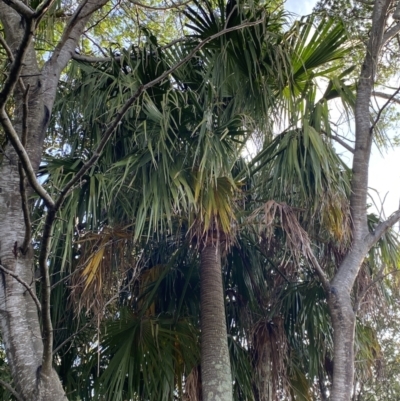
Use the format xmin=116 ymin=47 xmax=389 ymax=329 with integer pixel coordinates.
xmin=368 ymin=208 xmax=400 ymax=245
xmin=1 ymin=0 xmax=34 ymax=18
xmin=0 ymin=264 xmax=41 ymax=312
xmin=72 ymin=53 xmax=111 ymax=63
xmin=0 ymin=379 xmax=22 ymax=401
xmin=38 ymin=209 xmax=56 ymax=375
xmin=0 ymin=109 xmax=55 ymax=209
xmin=306 ymin=247 xmax=331 ymax=292
xmin=19 ymin=85 xmax=32 ymax=253
xmin=0 ymin=17 xmax=34 ymax=107
xmin=330 ymin=133 xmax=355 ymax=153
xmin=52 ymin=322 xmax=91 ymax=355
xmin=383 ymin=21 xmax=400 ymax=44
xmin=370 ymin=86 xmax=400 ymax=132
xmin=127 ymin=0 xmax=193 ymax=11
xmin=372 ymin=90 xmax=400 ymax=105
xmin=42 ymin=0 xmax=110 ymax=111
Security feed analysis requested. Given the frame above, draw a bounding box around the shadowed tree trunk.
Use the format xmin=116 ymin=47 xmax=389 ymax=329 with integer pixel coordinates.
xmin=327 ymin=0 xmax=400 ymax=399
xmin=0 ymin=1 xmax=107 ymax=398
xmin=200 ymin=240 xmax=232 ymax=401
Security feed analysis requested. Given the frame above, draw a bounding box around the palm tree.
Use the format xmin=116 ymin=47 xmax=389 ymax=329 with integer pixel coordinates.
xmin=38 ymin=3 xmax=385 ymax=400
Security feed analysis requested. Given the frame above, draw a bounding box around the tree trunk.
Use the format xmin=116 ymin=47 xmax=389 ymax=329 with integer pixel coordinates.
xmin=327 ymin=287 xmax=356 ymax=401
xmin=327 ymin=0 xmax=395 ymax=399
xmin=200 ymin=241 xmax=232 ymax=401
xmin=0 ymin=1 xmax=107 ymax=398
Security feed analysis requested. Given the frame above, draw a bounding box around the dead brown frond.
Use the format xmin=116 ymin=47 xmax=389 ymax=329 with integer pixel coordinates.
xmin=70 ymin=226 xmax=141 ymax=318
xmin=184 ymin=366 xmax=202 ymax=401
xmin=252 ymin=317 xmax=289 ymax=401
xmin=251 ymin=200 xmax=327 ymax=281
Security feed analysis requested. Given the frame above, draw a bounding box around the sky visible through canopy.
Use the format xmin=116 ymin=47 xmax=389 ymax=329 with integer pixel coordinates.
xmin=286 ymin=0 xmax=400 ymax=219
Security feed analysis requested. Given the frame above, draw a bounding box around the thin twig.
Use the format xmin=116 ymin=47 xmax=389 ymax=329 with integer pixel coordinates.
xmin=52 ymin=322 xmax=91 ymax=355
xmin=370 ymin=86 xmax=400 ymax=132
xmin=0 ymin=264 xmax=41 ymax=312
xmin=0 ymin=379 xmax=22 ymax=401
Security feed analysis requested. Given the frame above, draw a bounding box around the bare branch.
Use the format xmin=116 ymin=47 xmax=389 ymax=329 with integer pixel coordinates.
xmin=368 ymin=208 xmax=400 ymax=245
xmin=19 ymin=85 xmax=32 ymax=253
xmin=370 ymin=86 xmax=400 ymax=132
xmin=47 ymin=0 xmax=108 ymax=70
xmin=307 ymin=249 xmax=331 ymax=292
xmin=72 ymin=53 xmax=111 ymax=63
xmin=52 ymin=322 xmax=91 ymax=355
xmin=54 ymin=17 xmax=266 ymax=211
xmin=330 ymin=133 xmax=355 ymax=153
xmin=383 ymin=21 xmax=400 ymax=44
xmin=127 ymin=0 xmax=193 ymax=11
xmin=372 ymin=90 xmax=400 ymax=105
xmin=0 ymin=110 xmax=55 ymax=209
xmin=0 ymin=379 xmax=22 ymax=401
xmin=38 ymin=210 xmax=56 ymax=375
xmin=33 ymin=0 xmax=58 ymax=22
xmin=0 ymin=264 xmax=41 ymax=312
xmin=0 ymin=18 xmax=34 ymax=107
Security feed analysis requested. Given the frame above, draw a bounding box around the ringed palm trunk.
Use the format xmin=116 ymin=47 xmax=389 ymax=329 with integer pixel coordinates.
xmin=200 ymin=240 xmax=232 ymax=401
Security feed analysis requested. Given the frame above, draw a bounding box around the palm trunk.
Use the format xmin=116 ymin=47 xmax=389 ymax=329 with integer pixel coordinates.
xmin=200 ymin=241 xmax=232 ymax=401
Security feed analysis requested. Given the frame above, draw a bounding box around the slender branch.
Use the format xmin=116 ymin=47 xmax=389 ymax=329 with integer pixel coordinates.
xmin=0 ymin=264 xmax=41 ymax=312
xmin=370 ymin=86 xmax=400 ymax=132
xmin=52 ymin=322 xmax=91 ymax=355
xmin=54 ymin=17 xmax=265 ymax=211
xmin=33 ymin=0 xmax=58 ymax=22
xmin=368 ymin=208 xmax=400 ymax=245
xmin=0 ymin=379 xmax=22 ymax=401
xmin=127 ymin=0 xmax=193 ymax=11
xmin=49 ymin=0 xmax=108 ymax=66
xmin=38 ymin=210 xmax=56 ymax=375
xmin=330 ymin=133 xmax=355 ymax=153
xmin=0 ymin=110 xmax=55 ymax=208
xmin=372 ymin=90 xmax=400 ymax=105
xmin=82 ymin=33 xmax=109 ymax=57
xmin=383 ymin=21 xmax=400 ymax=44
xmin=20 ymin=85 xmax=31 ymax=253
xmin=72 ymin=53 xmax=111 ymax=63
xmin=306 ymin=247 xmax=331 ymax=292
xmin=0 ymin=17 xmax=34 ymax=107
xmin=19 ymin=164 xmax=31 ymax=253
xmin=1 ymin=0 xmax=34 ymax=18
